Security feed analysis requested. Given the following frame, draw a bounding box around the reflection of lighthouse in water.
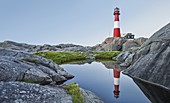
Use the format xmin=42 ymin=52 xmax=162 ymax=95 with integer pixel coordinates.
xmin=113 ymin=68 xmax=121 ymax=98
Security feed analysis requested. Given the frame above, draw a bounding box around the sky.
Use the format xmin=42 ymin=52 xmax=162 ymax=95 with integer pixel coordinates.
xmin=0 ymin=0 xmax=170 ymax=46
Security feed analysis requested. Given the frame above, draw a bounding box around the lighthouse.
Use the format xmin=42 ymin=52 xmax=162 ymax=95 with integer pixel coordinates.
xmin=113 ymin=68 xmax=120 ymax=98
xmin=113 ymin=7 xmax=121 ymax=37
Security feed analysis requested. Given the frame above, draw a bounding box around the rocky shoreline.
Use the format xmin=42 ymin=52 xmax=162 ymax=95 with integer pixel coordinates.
xmin=0 ymin=36 xmax=147 ymax=53
xmin=123 ymin=23 xmax=170 ymax=89
xmin=0 ymin=37 xmax=157 ymax=103
xmin=0 ymin=47 xmax=104 ymax=103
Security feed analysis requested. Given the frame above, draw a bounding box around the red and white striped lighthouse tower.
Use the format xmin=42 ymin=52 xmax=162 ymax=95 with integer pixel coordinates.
xmin=113 ymin=68 xmax=120 ymax=98
xmin=113 ymin=7 xmax=121 ymax=37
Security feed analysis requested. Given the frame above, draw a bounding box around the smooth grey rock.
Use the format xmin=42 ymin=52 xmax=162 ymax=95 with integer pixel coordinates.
xmin=116 ymin=51 xmax=130 ymax=63
xmin=80 ymin=88 xmax=104 ymax=103
xmin=128 ymin=47 xmax=140 ymax=53
xmin=134 ymin=37 xmax=148 ymax=46
xmin=103 ymin=43 xmax=122 ymax=51
xmin=51 ymin=74 xmax=66 ymax=83
xmin=122 ymin=40 xmax=140 ymax=51
xmin=120 ymin=62 xmax=129 ymax=67
xmin=94 ymin=37 xmax=147 ymax=52
xmin=124 ymin=23 xmax=170 ymax=89
xmin=102 ymin=37 xmax=127 ymax=51
xmin=22 ymin=68 xmax=53 ymax=84
xmin=93 ymin=44 xmax=105 ymax=52
xmin=0 ymin=48 xmax=73 ymax=84
xmin=0 ymin=81 xmax=72 ymax=103
xmin=57 ymin=67 xmax=74 ymax=79
xmin=102 ymin=37 xmax=114 ymax=44
xmin=124 ymin=53 xmax=135 ymax=66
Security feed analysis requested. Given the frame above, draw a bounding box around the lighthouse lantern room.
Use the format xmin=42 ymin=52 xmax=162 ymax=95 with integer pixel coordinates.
xmin=113 ymin=7 xmax=121 ymax=37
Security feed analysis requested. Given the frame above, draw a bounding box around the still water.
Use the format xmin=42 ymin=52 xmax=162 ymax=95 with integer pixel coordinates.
xmin=61 ymin=61 xmax=170 ymax=103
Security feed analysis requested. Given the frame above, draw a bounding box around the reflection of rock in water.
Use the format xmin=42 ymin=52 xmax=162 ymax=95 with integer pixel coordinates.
xmin=102 ymin=61 xmax=116 ymax=69
xmin=133 ymin=78 xmax=170 ymax=103
xmin=63 ymin=60 xmax=93 ymax=65
xmin=101 ymin=61 xmax=126 ymax=71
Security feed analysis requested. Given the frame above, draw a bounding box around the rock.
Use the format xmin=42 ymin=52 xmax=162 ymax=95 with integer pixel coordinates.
xmin=57 ymin=44 xmax=94 ymax=53
xmin=85 ymin=54 xmax=95 ymax=60
xmin=80 ymin=88 xmax=104 ymax=103
xmin=0 ymin=37 xmax=147 ymax=53
xmin=0 ymin=81 xmax=104 ymax=103
xmin=0 ymin=56 xmax=30 ymax=81
xmin=112 ymin=37 xmax=127 ymax=45
xmin=128 ymin=47 xmax=140 ymax=53
xmin=22 ymin=68 xmax=53 ymax=85
xmin=124 ymin=23 xmax=170 ymax=89
xmin=115 ymin=51 xmax=130 ymax=63
xmin=93 ymin=44 xmax=105 ymax=52
xmin=0 ymin=37 xmax=146 ymax=53
xmin=102 ymin=37 xmax=114 ymax=44
xmin=0 ymin=48 xmax=73 ymax=84
xmin=124 ymin=53 xmax=135 ymax=66
xmin=0 ymin=81 xmax=72 ymax=103
xmin=95 ymin=37 xmax=147 ymax=52
xmin=103 ymin=43 xmax=122 ymax=51
xmin=58 ymin=44 xmax=83 ymax=48
xmin=134 ymin=37 xmax=148 ymax=46
xmin=62 ymin=46 xmax=93 ymax=53
xmin=57 ymin=66 xmax=74 ymax=79
xmin=0 ymin=41 xmax=94 ymax=53
xmin=102 ymin=37 xmax=127 ymax=51
xmin=122 ymin=40 xmax=140 ymax=51
xmin=120 ymin=62 xmax=129 ymax=67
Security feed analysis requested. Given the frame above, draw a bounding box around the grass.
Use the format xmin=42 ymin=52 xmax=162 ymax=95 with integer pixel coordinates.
xmin=34 ymin=51 xmax=120 ymax=64
xmin=64 ymin=83 xmax=84 ymax=103
xmin=35 ymin=51 xmax=87 ymax=64
xmin=21 ymin=58 xmax=38 ymax=63
xmin=93 ymin=51 xmax=121 ymax=59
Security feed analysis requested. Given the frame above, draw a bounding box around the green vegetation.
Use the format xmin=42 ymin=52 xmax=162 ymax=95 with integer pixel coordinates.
xmin=21 ymin=58 xmax=38 ymax=63
xmin=35 ymin=51 xmax=87 ymax=64
xmin=64 ymin=83 xmax=84 ymax=103
xmin=34 ymin=51 xmax=120 ymax=64
xmin=93 ymin=51 xmax=120 ymax=59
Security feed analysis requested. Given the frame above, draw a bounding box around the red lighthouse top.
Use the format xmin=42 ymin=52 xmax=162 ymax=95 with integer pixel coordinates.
xmin=114 ymin=7 xmax=120 ymax=15
xmin=114 ymin=7 xmax=120 ymax=21
xmin=113 ymin=7 xmax=121 ymax=37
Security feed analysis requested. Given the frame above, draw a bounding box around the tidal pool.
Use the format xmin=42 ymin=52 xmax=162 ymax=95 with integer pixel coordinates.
xmin=61 ymin=61 xmax=170 ymax=103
